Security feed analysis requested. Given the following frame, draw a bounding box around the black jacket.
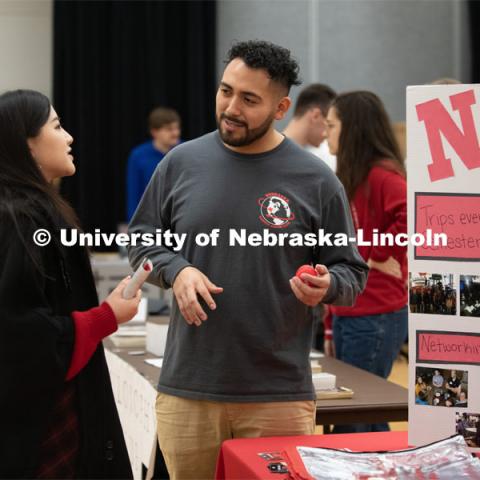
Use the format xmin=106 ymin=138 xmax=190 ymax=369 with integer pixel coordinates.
xmin=0 ymin=190 xmax=132 ymax=479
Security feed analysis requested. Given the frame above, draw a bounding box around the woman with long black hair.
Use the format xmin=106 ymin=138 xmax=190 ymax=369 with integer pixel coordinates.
xmin=324 ymin=91 xmax=408 ymax=432
xmin=0 ymin=90 xmax=140 ymax=478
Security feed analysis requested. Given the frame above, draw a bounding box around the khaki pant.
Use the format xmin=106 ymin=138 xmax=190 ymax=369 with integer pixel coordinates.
xmin=155 ymin=392 xmax=316 ymax=480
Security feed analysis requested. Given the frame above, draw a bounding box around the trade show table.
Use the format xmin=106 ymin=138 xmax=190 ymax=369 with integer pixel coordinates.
xmin=104 ymin=338 xmax=408 ymax=478
xmin=105 ymin=340 xmax=408 ymax=427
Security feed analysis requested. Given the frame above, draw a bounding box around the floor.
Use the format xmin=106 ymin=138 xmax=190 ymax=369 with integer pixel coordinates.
xmin=387 ymin=352 xmax=409 ymax=431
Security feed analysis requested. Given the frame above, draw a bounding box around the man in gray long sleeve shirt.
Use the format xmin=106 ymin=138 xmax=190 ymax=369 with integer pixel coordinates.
xmin=128 ymin=40 xmax=368 ymax=480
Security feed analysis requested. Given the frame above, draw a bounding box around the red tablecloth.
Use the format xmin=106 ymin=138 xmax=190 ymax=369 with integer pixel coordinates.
xmin=215 ymin=431 xmax=409 ymax=479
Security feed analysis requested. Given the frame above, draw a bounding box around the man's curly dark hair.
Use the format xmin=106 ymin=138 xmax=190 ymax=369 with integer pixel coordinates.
xmin=225 ymin=40 xmax=301 ymax=93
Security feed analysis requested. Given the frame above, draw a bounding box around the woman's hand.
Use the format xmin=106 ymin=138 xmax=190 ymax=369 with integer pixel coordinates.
xmin=324 ymin=338 xmax=336 ymax=357
xmin=105 ymin=276 xmax=142 ymax=325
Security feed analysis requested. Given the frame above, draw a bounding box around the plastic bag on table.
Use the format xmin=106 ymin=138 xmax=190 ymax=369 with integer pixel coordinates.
xmin=287 ymin=435 xmax=480 ymax=480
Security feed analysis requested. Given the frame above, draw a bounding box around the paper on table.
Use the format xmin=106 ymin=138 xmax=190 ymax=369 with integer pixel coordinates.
xmin=145 ymin=358 xmax=163 ymax=368
xmin=312 ymin=373 xmax=336 ymax=390
xmin=114 ymin=326 xmax=146 ymax=337
xmin=130 ymin=297 xmax=148 ymax=324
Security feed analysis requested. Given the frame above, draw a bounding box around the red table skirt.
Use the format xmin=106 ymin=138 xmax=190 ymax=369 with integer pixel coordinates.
xmin=215 ymin=431 xmax=409 ymax=479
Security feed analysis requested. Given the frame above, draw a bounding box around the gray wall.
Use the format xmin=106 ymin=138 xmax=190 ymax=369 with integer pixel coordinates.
xmin=0 ymin=0 xmax=471 ymax=123
xmin=217 ymin=0 xmax=471 ymax=123
xmin=0 ymin=0 xmax=53 ymax=97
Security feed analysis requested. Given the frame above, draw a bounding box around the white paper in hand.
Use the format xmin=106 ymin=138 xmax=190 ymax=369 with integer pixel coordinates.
xmin=123 ymin=258 xmax=153 ymax=299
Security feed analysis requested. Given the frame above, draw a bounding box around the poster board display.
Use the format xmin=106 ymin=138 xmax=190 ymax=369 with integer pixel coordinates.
xmin=407 ymin=84 xmax=480 ymax=451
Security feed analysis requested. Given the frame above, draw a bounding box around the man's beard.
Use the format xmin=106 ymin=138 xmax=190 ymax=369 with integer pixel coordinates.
xmin=216 ymin=112 xmax=275 ymax=147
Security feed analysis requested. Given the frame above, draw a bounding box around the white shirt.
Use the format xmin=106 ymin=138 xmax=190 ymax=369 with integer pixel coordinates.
xmin=306 ymin=140 xmax=337 ymax=172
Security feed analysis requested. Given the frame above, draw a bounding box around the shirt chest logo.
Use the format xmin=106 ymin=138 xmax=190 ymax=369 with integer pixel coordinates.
xmin=257 ymin=192 xmax=295 ymax=228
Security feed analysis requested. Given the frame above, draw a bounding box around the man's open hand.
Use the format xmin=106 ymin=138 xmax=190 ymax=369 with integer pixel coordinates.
xmin=173 ymin=267 xmax=223 ymax=326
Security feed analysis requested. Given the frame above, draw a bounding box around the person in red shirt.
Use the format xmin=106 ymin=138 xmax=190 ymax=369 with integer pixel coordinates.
xmin=324 ymin=90 xmax=408 ymax=433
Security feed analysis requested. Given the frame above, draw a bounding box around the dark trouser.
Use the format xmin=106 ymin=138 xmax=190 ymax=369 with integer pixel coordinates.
xmin=331 ymin=306 xmax=408 ymax=433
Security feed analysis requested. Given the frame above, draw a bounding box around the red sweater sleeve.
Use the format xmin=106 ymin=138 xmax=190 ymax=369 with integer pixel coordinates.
xmin=66 ymin=302 xmax=118 ymax=380
xmin=368 ymin=171 xmax=407 ymax=262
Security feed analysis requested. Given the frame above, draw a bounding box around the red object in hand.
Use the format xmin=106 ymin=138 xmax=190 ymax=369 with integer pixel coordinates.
xmin=295 ymin=265 xmax=318 ymax=286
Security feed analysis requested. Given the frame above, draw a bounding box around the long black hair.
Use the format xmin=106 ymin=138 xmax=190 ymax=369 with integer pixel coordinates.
xmin=332 ymin=91 xmax=405 ymax=201
xmin=0 ymin=89 xmax=78 ymax=228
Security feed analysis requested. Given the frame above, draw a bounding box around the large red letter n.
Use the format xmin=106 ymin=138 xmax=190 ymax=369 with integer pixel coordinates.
xmin=416 ymin=89 xmax=480 ymax=182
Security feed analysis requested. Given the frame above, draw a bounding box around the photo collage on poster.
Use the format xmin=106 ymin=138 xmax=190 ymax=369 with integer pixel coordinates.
xmin=410 ymin=271 xmax=478 ymax=446
xmin=460 ymin=275 xmax=480 ymax=317
xmin=409 ymin=273 xmax=456 ymax=316
xmin=415 ymin=366 xmax=468 ymax=408
xmin=409 ymin=272 xmax=480 ymax=318
xmin=455 ymin=412 xmax=480 ymax=448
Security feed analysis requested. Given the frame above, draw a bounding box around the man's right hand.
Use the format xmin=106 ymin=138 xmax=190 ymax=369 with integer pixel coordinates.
xmin=173 ymin=267 xmax=223 ymax=326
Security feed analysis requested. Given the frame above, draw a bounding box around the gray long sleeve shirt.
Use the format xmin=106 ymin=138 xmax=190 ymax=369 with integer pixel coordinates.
xmin=128 ymin=131 xmax=368 ymax=402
